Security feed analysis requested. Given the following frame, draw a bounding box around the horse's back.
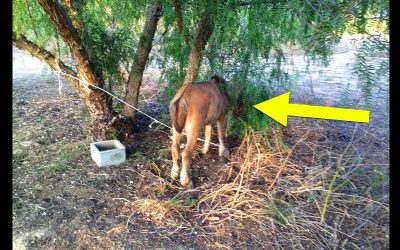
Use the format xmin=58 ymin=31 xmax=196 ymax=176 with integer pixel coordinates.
xmin=183 ymin=83 xmax=226 ymax=124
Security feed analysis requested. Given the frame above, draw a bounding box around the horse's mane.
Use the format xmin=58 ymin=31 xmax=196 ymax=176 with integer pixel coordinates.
xmin=210 ymin=75 xmax=221 ymax=83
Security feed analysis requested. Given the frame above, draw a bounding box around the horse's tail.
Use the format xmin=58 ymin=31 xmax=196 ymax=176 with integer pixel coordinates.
xmin=169 ymin=85 xmax=189 ymax=133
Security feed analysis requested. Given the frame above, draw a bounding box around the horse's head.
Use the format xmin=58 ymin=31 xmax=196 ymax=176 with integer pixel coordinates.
xmin=210 ymin=75 xmax=244 ymax=117
xmin=233 ymin=93 xmax=244 ymax=117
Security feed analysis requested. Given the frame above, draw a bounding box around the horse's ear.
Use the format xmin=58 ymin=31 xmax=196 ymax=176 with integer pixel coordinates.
xmin=210 ymin=75 xmax=220 ymax=83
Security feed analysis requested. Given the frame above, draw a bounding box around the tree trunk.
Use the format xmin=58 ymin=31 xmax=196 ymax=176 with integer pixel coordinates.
xmin=60 ymin=0 xmax=83 ymax=35
xmin=184 ymin=49 xmax=202 ymax=85
xmin=172 ymin=0 xmax=191 ymax=48
xmin=182 ymin=3 xmax=217 ymax=85
xmin=123 ymin=0 xmax=162 ymax=119
xmin=37 ymin=0 xmax=114 ymax=139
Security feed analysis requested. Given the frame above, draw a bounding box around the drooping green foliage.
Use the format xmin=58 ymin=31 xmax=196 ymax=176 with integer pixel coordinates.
xmin=13 ymin=0 xmax=149 ymax=87
xmin=353 ymin=34 xmax=389 ymax=108
xmin=13 ymin=0 xmax=68 ymax=55
xmin=79 ymin=0 xmax=149 ymax=84
xmin=155 ymin=0 xmax=388 ymax=136
xmin=13 ymin=0 xmax=389 ymax=136
xmin=351 ymin=0 xmax=389 ymax=109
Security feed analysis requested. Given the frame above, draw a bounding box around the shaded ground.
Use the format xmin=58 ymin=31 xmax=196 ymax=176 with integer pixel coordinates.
xmin=12 ymin=38 xmax=389 ymax=250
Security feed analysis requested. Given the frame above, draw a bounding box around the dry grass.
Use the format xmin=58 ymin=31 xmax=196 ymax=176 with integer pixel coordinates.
xmin=76 ymin=228 xmax=126 ymax=249
xmin=122 ymin=199 xmax=184 ymax=226
xmin=114 ymin=119 xmax=389 ymax=249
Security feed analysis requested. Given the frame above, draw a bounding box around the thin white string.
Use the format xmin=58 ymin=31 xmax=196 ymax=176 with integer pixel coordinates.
xmin=57 ymin=70 xmax=219 ymax=147
xmin=58 ymin=70 xmax=172 ymax=129
xmin=57 ymin=70 xmax=62 ymax=95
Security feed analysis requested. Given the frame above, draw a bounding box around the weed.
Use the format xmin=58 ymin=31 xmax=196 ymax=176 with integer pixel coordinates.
xmin=353 ymin=167 xmax=365 ymax=177
xmin=130 ymin=151 xmax=143 ymax=160
xmin=35 ymin=116 xmax=43 ymax=123
xmin=59 ymin=153 xmax=70 ymax=166
xmin=321 ymin=125 xmax=357 ymax=223
xmin=47 ymin=162 xmax=62 ymax=172
xmin=169 ymin=198 xmax=179 ymax=208
xmin=46 ymin=152 xmax=71 ymax=172
xmin=114 ymin=102 xmax=123 ymax=113
xmin=13 ymin=201 xmax=23 ymax=211
xmin=29 ymin=183 xmax=43 ymax=193
xmin=273 ymin=124 xmax=288 ymax=150
xmin=368 ymin=165 xmax=389 ymax=192
xmin=79 ymin=105 xmax=89 ymax=119
xmin=264 ymin=200 xmax=293 ymax=225
xmin=307 ymin=192 xmax=317 ymax=203
xmin=111 ymin=132 xmax=118 ymax=140
xmin=192 ymin=170 xmax=199 ymax=178
xmin=13 ymin=152 xmax=26 ymax=166
xmin=183 ymin=197 xmax=196 ymax=207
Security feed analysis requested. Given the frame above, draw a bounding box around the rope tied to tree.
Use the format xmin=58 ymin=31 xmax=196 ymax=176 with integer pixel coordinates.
xmin=56 ymin=70 xmax=220 ymax=147
xmin=57 ymin=70 xmax=62 ymax=95
xmin=55 ymin=58 xmax=62 ymax=95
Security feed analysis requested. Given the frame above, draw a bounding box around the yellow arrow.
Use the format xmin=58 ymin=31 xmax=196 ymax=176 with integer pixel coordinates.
xmin=253 ymin=92 xmax=370 ymax=126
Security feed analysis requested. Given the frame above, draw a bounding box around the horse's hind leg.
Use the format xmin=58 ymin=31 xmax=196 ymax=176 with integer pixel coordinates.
xmin=171 ymin=127 xmax=181 ymax=180
xmin=202 ymin=124 xmax=212 ymax=155
xmin=217 ymin=115 xmax=229 ymax=157
xmin=181 ymin=122 xmax=200 ymax=187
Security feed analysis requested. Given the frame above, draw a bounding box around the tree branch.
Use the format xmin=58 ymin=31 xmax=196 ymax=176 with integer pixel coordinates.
xmin=13 ymin=34 xmax=79 ymax=87
xmin=60 ymin=0 xmax=83 ymax=35
xmin=183 ymin=1 xmax=218 ymax=85
xmin=37 ymin=0 xmax=101 ymax=87
xmin=123 ymin=0 xmax=163 ymax=118
xmin=31 ymin=0 xmax=114 ymax=136
xmin=194 ymin=9 xmax=215 ymax=52
xmin=236 ymin=0 xmax=285 ymax=7
xmin=172 ymin=0 xmax=191 ymax=49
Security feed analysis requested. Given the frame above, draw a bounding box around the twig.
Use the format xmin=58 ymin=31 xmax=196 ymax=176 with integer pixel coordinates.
xmin=320 ymin=124 xmax=359 ymax=224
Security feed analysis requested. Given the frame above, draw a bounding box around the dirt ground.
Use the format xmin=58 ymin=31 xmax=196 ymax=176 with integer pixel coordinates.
xmin=12 ymin=37 xmax=389 ymax=250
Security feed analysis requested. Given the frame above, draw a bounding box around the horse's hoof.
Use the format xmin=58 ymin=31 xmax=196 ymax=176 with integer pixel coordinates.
xmin=219 ymin=148 xmax=230 ymax=158
xmin=181 ymin=180 xmax=193 ymax=189
xmin=180 ymin=176 xmax=192 ymax=188
xmin=171 ymin=170 xmax=179 ymax=180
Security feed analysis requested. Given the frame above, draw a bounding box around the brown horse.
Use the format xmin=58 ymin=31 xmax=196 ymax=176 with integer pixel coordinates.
xmin=169 ymin=75 xmax=230 ymax=187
